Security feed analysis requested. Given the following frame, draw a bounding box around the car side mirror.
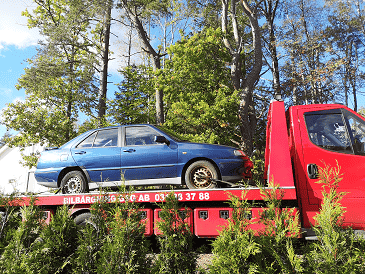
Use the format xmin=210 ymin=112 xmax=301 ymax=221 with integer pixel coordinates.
xmin=154 ymin=135 xmax=170 ymax=145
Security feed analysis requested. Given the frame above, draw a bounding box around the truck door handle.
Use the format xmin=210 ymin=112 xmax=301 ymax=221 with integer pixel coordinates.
xmin=307 ymin=164 xmax=318 ymax=179
xmin=74 ymin=151 xmax=86 ymax=155
xmin=123 ymin=149 xmax=136 ymax=153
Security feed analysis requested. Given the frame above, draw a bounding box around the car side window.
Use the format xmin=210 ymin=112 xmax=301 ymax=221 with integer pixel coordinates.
xmin=93 ymin=129 xmax=118 ymax=147
xmin=125 ymin=126 xmax=159 ymax=146
xmin=343 ymin=110 xmax=365 ymax=155
xmin=77 ymin=129 xmax=118 ymax=148
xmin=305 ymin=113 xmax=353 ymax=153
xmin=77 ymin=132 xmax=97 ymax=148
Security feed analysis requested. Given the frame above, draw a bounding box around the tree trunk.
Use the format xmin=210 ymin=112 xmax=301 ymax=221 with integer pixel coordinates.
xmin=98 ymin=3 xmax=112 ymax=123
xmin=239 ymin=0 xmax=263 ymax=156
xmin=262 ymin=0 xmax=281 ymax=94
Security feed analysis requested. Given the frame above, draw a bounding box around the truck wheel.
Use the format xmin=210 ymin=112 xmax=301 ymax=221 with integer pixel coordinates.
xmin=74 ymin=212 xmax=92 ymax=227
xmin=61 ymin=171 xmax=87 ymax=194
xmin=185 ymin=160 xmax=218 ymax=189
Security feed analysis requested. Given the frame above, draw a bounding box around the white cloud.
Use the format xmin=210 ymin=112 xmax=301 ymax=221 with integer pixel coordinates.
xmin=0 ymin=0 xmax=41 ymax=50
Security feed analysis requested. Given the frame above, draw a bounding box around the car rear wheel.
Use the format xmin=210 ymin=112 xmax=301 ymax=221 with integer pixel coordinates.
xmin=74 ymin=212 xmax=92 ymax=227
xmin=185 ymin=160 xmax=218 ymax=189
xmin=61 ymin=171 xmax=87 ymax=194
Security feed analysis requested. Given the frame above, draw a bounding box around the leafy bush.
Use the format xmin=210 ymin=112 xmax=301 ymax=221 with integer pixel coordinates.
xmin=73 ymin=186 xmax=151 ymax=274
xmin=152 ymin=192 xmax=197 ymax=274
xmin=96 ymin=191 xmax=151 ymax=273
xmin=23 ymin=204 xmax=79 ymax=273
xmin=0 ymin=198 xmax=44 ymax=273
xmin=210 ymin=180 xmax=302 ymax=274
xmin=306 ymin=163 xmax=365 ymax=273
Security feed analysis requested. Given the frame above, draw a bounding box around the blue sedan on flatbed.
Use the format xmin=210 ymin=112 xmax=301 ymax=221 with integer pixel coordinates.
xmin=35 ymin=124 xmax=252 ymax=194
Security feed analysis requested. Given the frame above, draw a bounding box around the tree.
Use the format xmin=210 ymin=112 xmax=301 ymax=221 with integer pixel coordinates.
xmin=117 ymin=0 xmax=189 ymax=125
xmin=108 ymin=65 xmax=155 ymax=125
xmin=260 ymin=0 xmax=281 ymax=95
xmin=159 ymin=28 xmax=240 ymax=145
xmin=96 ymin=0 xmax=113 ymax=123
xmin=2 ymin=0 xmax=99 ymax=164
xmin=221 ymin=0 xmax=263 ymax=155
xmin=324 ymin=0 xmax=365 ymax=111
xmin=279 ymin=0 xmax=341 ymax=105
xmin=0 ymin=131 xmax=12 ymax=149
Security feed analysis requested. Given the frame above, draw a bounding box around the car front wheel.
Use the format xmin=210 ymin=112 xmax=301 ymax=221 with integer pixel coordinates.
xmin=185 ymin=160 xmax=218 ymax=189
xmin=61 ymin=171 xmax=87 ymax=194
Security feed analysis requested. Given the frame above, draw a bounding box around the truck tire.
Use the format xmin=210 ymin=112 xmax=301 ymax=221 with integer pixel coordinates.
xmin=74 ymin=212 xmax=92 ymax=227
xmin=61 ymin=170 xmax=87 ymax=194
xmin=185 ymin=160 xmax=218 ymax=189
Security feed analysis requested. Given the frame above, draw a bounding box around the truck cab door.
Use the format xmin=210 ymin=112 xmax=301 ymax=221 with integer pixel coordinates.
xmin=296 ymin=106 xmax=365 ymax=229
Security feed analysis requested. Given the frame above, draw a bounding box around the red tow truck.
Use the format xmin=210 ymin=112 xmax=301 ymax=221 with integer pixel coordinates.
xmin=7 ymin=99 xmax=365 ymax=238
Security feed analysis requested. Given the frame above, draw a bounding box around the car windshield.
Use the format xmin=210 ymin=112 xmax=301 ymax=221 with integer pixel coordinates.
xmin=155 ymin=125 xmax=187 ymax=142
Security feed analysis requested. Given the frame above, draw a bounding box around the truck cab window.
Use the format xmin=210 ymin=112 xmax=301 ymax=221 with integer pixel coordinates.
xmin=305 ymin=113 xmax=353 ymax=153
xmin=343 ymin=110 xmax=365 ymax=155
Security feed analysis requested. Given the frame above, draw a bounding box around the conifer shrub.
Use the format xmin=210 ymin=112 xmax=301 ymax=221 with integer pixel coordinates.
xmin=72 ymin=191 xmax=111 ymax=274
xmin=210 ymin=181 xmax=303 ymax=274
xmin=253 ymin=180 xmax=303 ymax=273
xmin=96 ymin=188 xmax=151 ymax=274
xmin=0 ymin=192 xmax=22 ymax=255
xmin=209 ymin=191 xmax=261 ymax=274
xmin=306 ymin=163 xmax=365 ymax=273
xmin=23 ymin=204 xmax=79 ymax=274
xmin=0 ymin=198 xmax=44 ymax=273
xmin=152 ymin=192 xmax=197 ymax=274
xmin=73 ymin=185 xmax=151 ymax=273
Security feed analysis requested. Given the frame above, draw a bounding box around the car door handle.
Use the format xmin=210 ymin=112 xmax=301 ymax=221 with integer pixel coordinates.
xmin=307 ymin=164 xmax=318 ymax=179
xmin=123 ymin=149 xmax=136 ymax=153
xmin=75 ymin=151 xmax=86 ymax=155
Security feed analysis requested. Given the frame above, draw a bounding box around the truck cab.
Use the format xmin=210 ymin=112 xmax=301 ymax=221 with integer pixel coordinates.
xmin=288 ymin=103 xmax=365 ymax=229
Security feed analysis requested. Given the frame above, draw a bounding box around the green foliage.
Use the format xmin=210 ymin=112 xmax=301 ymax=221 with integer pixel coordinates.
xmin=108 ymin=65 xmax=156 ymax=125
xmin=23 ymin=204 xmax=79 ymax=274
xmin=72 ymin=191 xmax=113 ymax=274
xmin=0 ymin=198 xmax=44 ymax=273
xmin=153 ymin=192 xmax=197 ymax=274
xmin=210 ymin=180 xmax=303 ymax=274
xmin=96 ymin=187 xmax=151 ymax=274
xmin=0 ymin=192 xmax=22 ymax=254
xmin=253 ymin=179 xmax=303 ymax=273
xmin=74 ymin=186 xmax=151 ymax=273
xmin=159 ymin=28 xmax=240 ymax=146
xmin=210 ymin=191 xmax=261 ymax=274
xmin=306 ymin=163 xmax=365 ymax=273
xmin=2 ymin=0 xmax=100 ymax=166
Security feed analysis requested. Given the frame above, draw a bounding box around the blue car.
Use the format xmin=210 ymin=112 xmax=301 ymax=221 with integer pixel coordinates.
xmin=35 ymin=124 xmax=252 ymax=194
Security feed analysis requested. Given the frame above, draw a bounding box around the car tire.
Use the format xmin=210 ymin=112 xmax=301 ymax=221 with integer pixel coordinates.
xmin=74 ymin=212 xmax=92 ymax=227
xmin=185 ymin=160 xmax=218 ymax=189
xmin=61 ymin=171 xmax=88 ymax=194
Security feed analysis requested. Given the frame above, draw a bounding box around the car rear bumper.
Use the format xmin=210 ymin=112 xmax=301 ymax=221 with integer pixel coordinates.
xmin=34 ymin=170 xmax=59 ymax=188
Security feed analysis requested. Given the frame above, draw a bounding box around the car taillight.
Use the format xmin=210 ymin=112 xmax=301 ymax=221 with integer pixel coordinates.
xmin=234 ymin=150 xmax=253 ymax=179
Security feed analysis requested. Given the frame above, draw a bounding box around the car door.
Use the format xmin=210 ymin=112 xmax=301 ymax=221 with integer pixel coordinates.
xmin=71 ymin=128 xmax=121 ymax=183
xmin=121 ymin=125 xmax=178 ymax=184
xmin=297 ymin=107 xmax=365 ymax=229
